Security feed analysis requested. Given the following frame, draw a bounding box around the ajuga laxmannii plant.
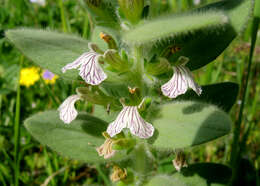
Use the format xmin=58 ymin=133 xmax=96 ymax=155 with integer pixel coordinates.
xmin=5 ymin=0 xmax=254 ymax=185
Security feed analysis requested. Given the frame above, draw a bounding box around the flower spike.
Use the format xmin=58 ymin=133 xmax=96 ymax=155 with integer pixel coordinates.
xmin=107 ymin=106 xmax=154 ymax=139
xmin=62 ymin=43 xmax=107 ymax=85
xmin=58 ymin=95 xmax=81 ymax=124
xmin=161 ymin=62 xmax=202 ymax=99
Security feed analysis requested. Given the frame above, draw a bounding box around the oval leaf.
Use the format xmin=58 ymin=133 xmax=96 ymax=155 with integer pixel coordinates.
xmin=146 ymin=163 xmax=231 ymax=186
xmin=174 ymin=163 xmax=232 ymax=186
xmin=145 ymin=175 xmax=186 ymax=186
xmin=124 ymin=0 xmax=253 ymax=70
xmin=6 ymin=29 xmax=89 ymax=80
xmin=175 ymin=82 xmax=239 ymax=112
xmin=152 ymin=101 xmax=232 ymax=149
xmin=123 ymin=11 xmax=228 ymax=45
xmin=24 ymin=110 xmax=126 ymax=163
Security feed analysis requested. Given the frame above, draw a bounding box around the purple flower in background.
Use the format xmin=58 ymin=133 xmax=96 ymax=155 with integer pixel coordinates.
xmin=42 ymin=70 xmax=58 ymax=84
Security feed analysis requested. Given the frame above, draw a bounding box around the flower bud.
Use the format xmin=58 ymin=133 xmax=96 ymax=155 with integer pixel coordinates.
xmin=99 ymin=32 xmax=118 ymax=50
xmin=145 ymin=57 xmax=171 ymax=76
xmin=110 ymin=166 xmax=127 ymax=182
xmin=76 ymin=87 xmax=119 ymax=109
xmin=172 ymin=151 xmax=188 ymax=172
xmin=175 ymin=56 xmax=189 ymax=66
xmin=96 ymin=137 xmax=116 ymax=159
xmin=103 ymin=49 xmax=130 ymax=72
xmin=118 ymin=0 xmax=144 ymax=24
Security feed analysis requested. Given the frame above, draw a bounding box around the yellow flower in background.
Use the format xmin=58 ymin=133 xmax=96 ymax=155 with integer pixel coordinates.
xmin=41 ymin=70 xmax=58 ymax=84
xmin=20 ymin=67 xmax=40 ymax=87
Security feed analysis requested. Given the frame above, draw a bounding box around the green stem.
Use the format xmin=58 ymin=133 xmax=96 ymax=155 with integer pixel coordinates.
xmin=230 ymin=15 xmax=259 ymax=185
xmin=58 ymin=0 xmax=68 ymax=33
xmin=0 ymin=95 xmax=2 ymax=125
xmin=134 ymin=143 xmax=147 ymax=185
xmin=44 ymin=147 xmax=56 ymax=186
xmin=82 ymin=14 xmax=89 ymax=39
xmin=40 ymin=77 xmax=61 ymax=107
xmin=96 ymin=164 xmax=111 ymax=186
xmin=133 ymin=46 xmax=144 ymax=92
xmin=14 ymin=55 xmax=23 ymax=186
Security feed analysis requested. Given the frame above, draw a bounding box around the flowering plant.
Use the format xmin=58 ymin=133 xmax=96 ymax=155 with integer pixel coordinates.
xmin=6 ymin=0 xmax=253 ymax=185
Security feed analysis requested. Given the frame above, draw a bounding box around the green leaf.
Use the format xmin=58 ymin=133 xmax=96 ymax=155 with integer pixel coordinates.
xmin=82 ymin=0 xmax=119 ymax=28
xmin=145 ymin=175 xmax=186 ymax=186
xmin=146 ymin=163 xmax=231 ymax=186
xmin=174 ymin=163 xmax=232 ymax=186
xmin=151 ymin=101 xmax=231 ymax=149
xmin=123 ymin=0 xmax=253 ymax=70
xmin=92 ymin=105 xmax=118 ymax=123
xmin=123 ymin=11 xmax=228 ymax=45
xmin=24 ymin=110 xmax=126 ymax=163
xmin=176 ymin=82 xmax=239 ymax=112
xmin=5 ymin=28 xmax=88 ymax=80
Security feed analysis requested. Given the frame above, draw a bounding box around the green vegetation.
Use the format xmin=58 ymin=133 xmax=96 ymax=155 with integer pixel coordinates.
xmin=0 ymin=0 xmax=259 ymax=185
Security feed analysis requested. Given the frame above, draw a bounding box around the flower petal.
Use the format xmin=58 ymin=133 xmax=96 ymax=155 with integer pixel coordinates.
xmin=62 ymin=51 xmax=107 ymax=85
xmin=107 ymin=106 xmax=154 ymax=139
xmin=127 ymin=107 xmax=154 ymax=139
xmin=62 ymin=52 xmax=91 ymax=73
xmin=107 ymin=107 xmax=128 ymax=137
xmin=161 ymin=65 xmax=201 ymax=98
xmin=58 ymin=95 xmax=81 ymax=124
xmin=185 ymin=67 xmax=202 ymax=95
xmin=161 ymin=66 xmax=188 ymax=98
xmin=78 ymin=54 xmax=107 ymax=85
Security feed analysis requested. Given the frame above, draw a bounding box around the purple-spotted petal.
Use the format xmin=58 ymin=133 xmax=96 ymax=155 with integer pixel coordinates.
xmin=161 ymin=65 xmax=201 ymax=98
xmin=62 ymin=50 xmax=107 ymax=85
xmin=107 ymin=106 xmax=154 ymax=139
xmin=58 ymin=95 xmax=81 ymax=124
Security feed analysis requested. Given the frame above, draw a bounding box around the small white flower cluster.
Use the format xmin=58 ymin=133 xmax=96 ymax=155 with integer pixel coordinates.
xmin=58 ymin=43 xmax=201 ymax=142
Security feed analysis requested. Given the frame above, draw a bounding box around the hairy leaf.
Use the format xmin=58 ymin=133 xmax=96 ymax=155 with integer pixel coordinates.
xmin=176 ymin=82 xmax=239 ymax=112
xmin=123 ymin=0 xmax=253 ymax=70
xmin=6 ymin=29 xmax=88 ymax=80
xmin=24 ymin=111 xmax=126 ymax=163
xmin=151 ymin=101 xmax=232 ymax=149
xmin=123 ymin=11 xmax=228 ymax=45
xmin=146 ymin=163 xmax=231 ymax=186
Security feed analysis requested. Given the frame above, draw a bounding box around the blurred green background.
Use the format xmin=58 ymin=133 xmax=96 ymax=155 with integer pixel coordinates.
xmin=0 ymin=0 xmax=259 ymax=185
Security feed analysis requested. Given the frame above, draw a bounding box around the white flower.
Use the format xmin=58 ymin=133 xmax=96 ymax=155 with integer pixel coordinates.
xmin=30 ymin=0 xmax=46 ymax=6
xmin=62 ymin=43 xmax=107 ymax=85
xmin=58 ymin=95 xmax=81 ymax=124
xmin=107 ymin=106 xmax=154 ymax=139
xmin=161 ymin=64 xmax=202 ymax=99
